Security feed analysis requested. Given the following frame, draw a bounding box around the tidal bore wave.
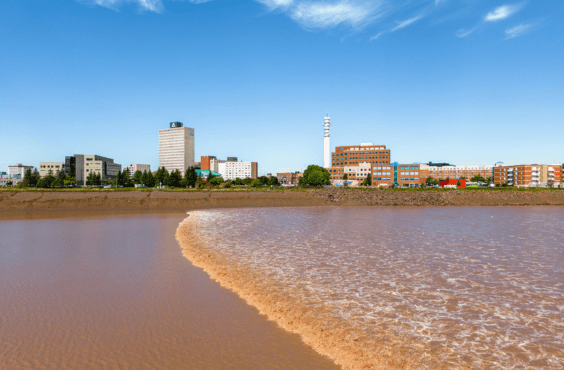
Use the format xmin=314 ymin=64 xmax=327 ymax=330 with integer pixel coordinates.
xmin=176 ymin=207 xmax=564 ymax=370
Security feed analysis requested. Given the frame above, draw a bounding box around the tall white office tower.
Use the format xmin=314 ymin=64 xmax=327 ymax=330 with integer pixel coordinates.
xmin=158 ymin=121 xmax=195 ymax=173
xmin=323 ymin=116 xmax=331 ymax=168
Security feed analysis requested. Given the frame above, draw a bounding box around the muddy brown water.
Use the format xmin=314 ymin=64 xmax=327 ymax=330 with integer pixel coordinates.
xmin=0 ymin=213 xmax=338 ymax=370
xmin=177 ymin=207 xmax=564 ymax=370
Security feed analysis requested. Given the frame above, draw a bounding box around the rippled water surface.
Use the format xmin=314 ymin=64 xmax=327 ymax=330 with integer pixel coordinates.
xmin=0 ymin=214 xmax=339 ymax=370
xmin=192 ymin=207 xmax=564 ymax=369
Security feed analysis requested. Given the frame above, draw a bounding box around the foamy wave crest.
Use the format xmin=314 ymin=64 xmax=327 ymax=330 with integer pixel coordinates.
xmin=176 ymin=208 xmax=564 ymax=370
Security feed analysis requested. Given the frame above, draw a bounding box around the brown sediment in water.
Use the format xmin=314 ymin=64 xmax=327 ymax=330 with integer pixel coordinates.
xmin=176 ymin=212 xmax=468 ymax=370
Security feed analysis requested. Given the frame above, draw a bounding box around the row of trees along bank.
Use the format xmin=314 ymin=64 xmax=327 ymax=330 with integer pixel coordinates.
xmin=18 ymin=166 xmax=282 ymax=189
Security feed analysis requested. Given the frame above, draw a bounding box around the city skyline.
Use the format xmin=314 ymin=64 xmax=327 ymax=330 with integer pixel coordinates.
xmin=1 ymin=0 xmax=563 ymax=174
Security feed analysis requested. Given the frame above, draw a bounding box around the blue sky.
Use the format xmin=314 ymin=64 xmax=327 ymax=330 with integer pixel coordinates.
xmin=1 ymin=0 xmax=563 ymax=174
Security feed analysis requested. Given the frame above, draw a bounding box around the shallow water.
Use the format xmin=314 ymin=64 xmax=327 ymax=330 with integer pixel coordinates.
xmin=186 ymin=207 xmax=564 ymax=369
xmin=0 ymin=214 xmax=339 ymax=370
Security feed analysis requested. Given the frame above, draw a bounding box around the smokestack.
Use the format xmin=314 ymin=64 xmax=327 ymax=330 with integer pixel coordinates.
xmin=324 ymin=116 xmax=331 ymax=168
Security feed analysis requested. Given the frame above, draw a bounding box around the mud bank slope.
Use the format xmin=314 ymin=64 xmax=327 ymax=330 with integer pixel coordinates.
xmin=1 ymin=188 xmax=563 ymax=217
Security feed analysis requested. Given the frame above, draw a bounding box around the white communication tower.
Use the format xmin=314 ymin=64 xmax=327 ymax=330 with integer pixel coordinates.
xmin=324 ymin=115 xmax=331 ymax=168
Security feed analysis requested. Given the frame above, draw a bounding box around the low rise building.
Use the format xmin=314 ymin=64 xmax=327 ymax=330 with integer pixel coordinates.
xmin=276 ymin=172 xmax=303 ymax=186
xmin=423 ymin=163 xmax=494 ymax=181
xmin=39 ymin=162 xmax=64 ymax=177
xmin=372 ymin=163 xmax=422 ymax=188
xmin=124 ymin=164 xmax=151 ymax=177
xmin=70 ymin=155 xmax=121 ymax=185
xmin=331 ymin=143 xmax=390 ymax=167
xmin=8 ymin=164 xmax=34 ymax=178
xmin=0 ymin=172 xmax=22 ymax=187
xmin=494 ymin=163 xmax=562 ymax=187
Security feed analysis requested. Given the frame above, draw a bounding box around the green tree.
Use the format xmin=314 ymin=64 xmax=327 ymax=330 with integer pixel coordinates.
xmin=6 ymin=180 xmax=13 ymax=187
xmin=267 ymin=176 xmax=280 ymax=186
xmin=167 ymin=169 xmax=182 ymax=187
xmin=143 ymin=170 xmax=156 ymax=187
xmin=182 ymin=167 xmax=198 ymax=188
xmin=45 ymin=169 xmax=56 ymax=187
xmin=343 ymin=173 xmax=348 ymax=180
xmin=95 ymin=173 xmax=102 ymax=186
xmin=243 ymin=177 xmax=254 ymax=185
xmin=300 ymin=165 xmax=330 ymax=187
xmin=425 ymin=176 xmax=434 ymax=185
xmin=459 ymin=176 xmax=466 ymax=180
xmin=234 ymin=178 xmax=243 ymax=186
xmin=456 ymin=180 xmax=461 ymax=187
xmin=362 ymin=173 xmax=372 ymax=187
xmin=224 ymin=180 xmax=232 ymax=188
xmin=154 ymin=167 xmax=169 ymax=187
xmin=133 ymin=170 xmax=143 ymax=184
xmin=206 ymin=171 xmax=214 ymax=182
xmin=23 ymin=168 xmax=38 ymax=187
xmin=55 ymin=169 xmax=66 ymax=187
xmin=471 ymin=174 xmax=486 ymax=182
xmin=251 ymin=179 xmax=262 ymax=187
xmin=122 ymin=168 xmax=133 ymax=187
xmin=114 ymin=170 xmax=123 ymax=187
xmin=64 ymin=172 xmax=76 ymax=187
xmin=258 ymin=176 xmax=269 ymax=185
xmin=209 ymin=176 xmax=224 ymax=187
xmin=37 ymin=177 xmax=51 ymax=188
xmin=86 ymin=172 xmax=95 ymax=186
xmin=486 ymin=176 xmax=493 ymax=186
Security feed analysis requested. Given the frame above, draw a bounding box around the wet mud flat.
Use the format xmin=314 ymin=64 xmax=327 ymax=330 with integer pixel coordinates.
xmin=1 ymin=188 xmax=564 ymax=220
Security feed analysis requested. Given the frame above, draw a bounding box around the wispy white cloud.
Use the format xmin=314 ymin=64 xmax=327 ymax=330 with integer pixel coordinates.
xmin=256 ymin=0 xmax=294 ymax=9
xmin=456 ymin=27 xmax=475 ymax=38
xmin=484 ymin=4 xmax=523 ymax=22
xmin=504 ymin=22 xmax=536 ymax=39
xmin=370 ymin=13 xmax=423 ymax=40
xmin=86 ymin=0 xmax=211 ymax=13
xmin=289 ymin=1 xmax=384 ymax=29
xmin=390 ymin=14 xmax=423 ymax=31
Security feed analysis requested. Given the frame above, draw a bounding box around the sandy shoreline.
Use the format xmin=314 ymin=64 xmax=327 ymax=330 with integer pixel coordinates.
xmin=1 ymin=188 xmax=564 ymax=219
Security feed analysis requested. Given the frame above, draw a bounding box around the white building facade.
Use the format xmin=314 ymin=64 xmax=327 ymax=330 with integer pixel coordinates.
xmin=8 ymin=164 xmax=34 ymax=178
xmin=39 ymin=162 xmax=64 ymax=177
xmin=158 ymin=122 xmax=195 ymax=173
xmin=218 ymin=161 xmax=258 ymax=181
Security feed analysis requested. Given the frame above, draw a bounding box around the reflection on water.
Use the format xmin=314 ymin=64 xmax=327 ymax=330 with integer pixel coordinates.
xmin=188 ymin=207 xmax=564 ymax=369
xmin=0 ymin=214 xmax=339 ymax=370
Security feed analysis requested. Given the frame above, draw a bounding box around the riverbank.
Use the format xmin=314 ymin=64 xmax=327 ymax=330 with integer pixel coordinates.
xmin=1 ymin=188 xmax=564 ymax=219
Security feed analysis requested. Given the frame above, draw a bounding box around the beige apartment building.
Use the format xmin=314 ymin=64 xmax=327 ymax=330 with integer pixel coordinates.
xmin=124 ymin=164 xmax=151 ymax=177
xmin=158 ymin=122 xmax=195 ymax=173
xmin=39 ymin=162 xmax=65 ymax=177
xmin=422 ymin=164 xmax=494 ymax=181
xmin=494 ymin=163 xmax=562 ymax=187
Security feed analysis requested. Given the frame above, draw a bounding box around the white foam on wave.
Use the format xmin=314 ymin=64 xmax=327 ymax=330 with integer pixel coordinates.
xmin=191 ymin=207 xmax=564 ymax=369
